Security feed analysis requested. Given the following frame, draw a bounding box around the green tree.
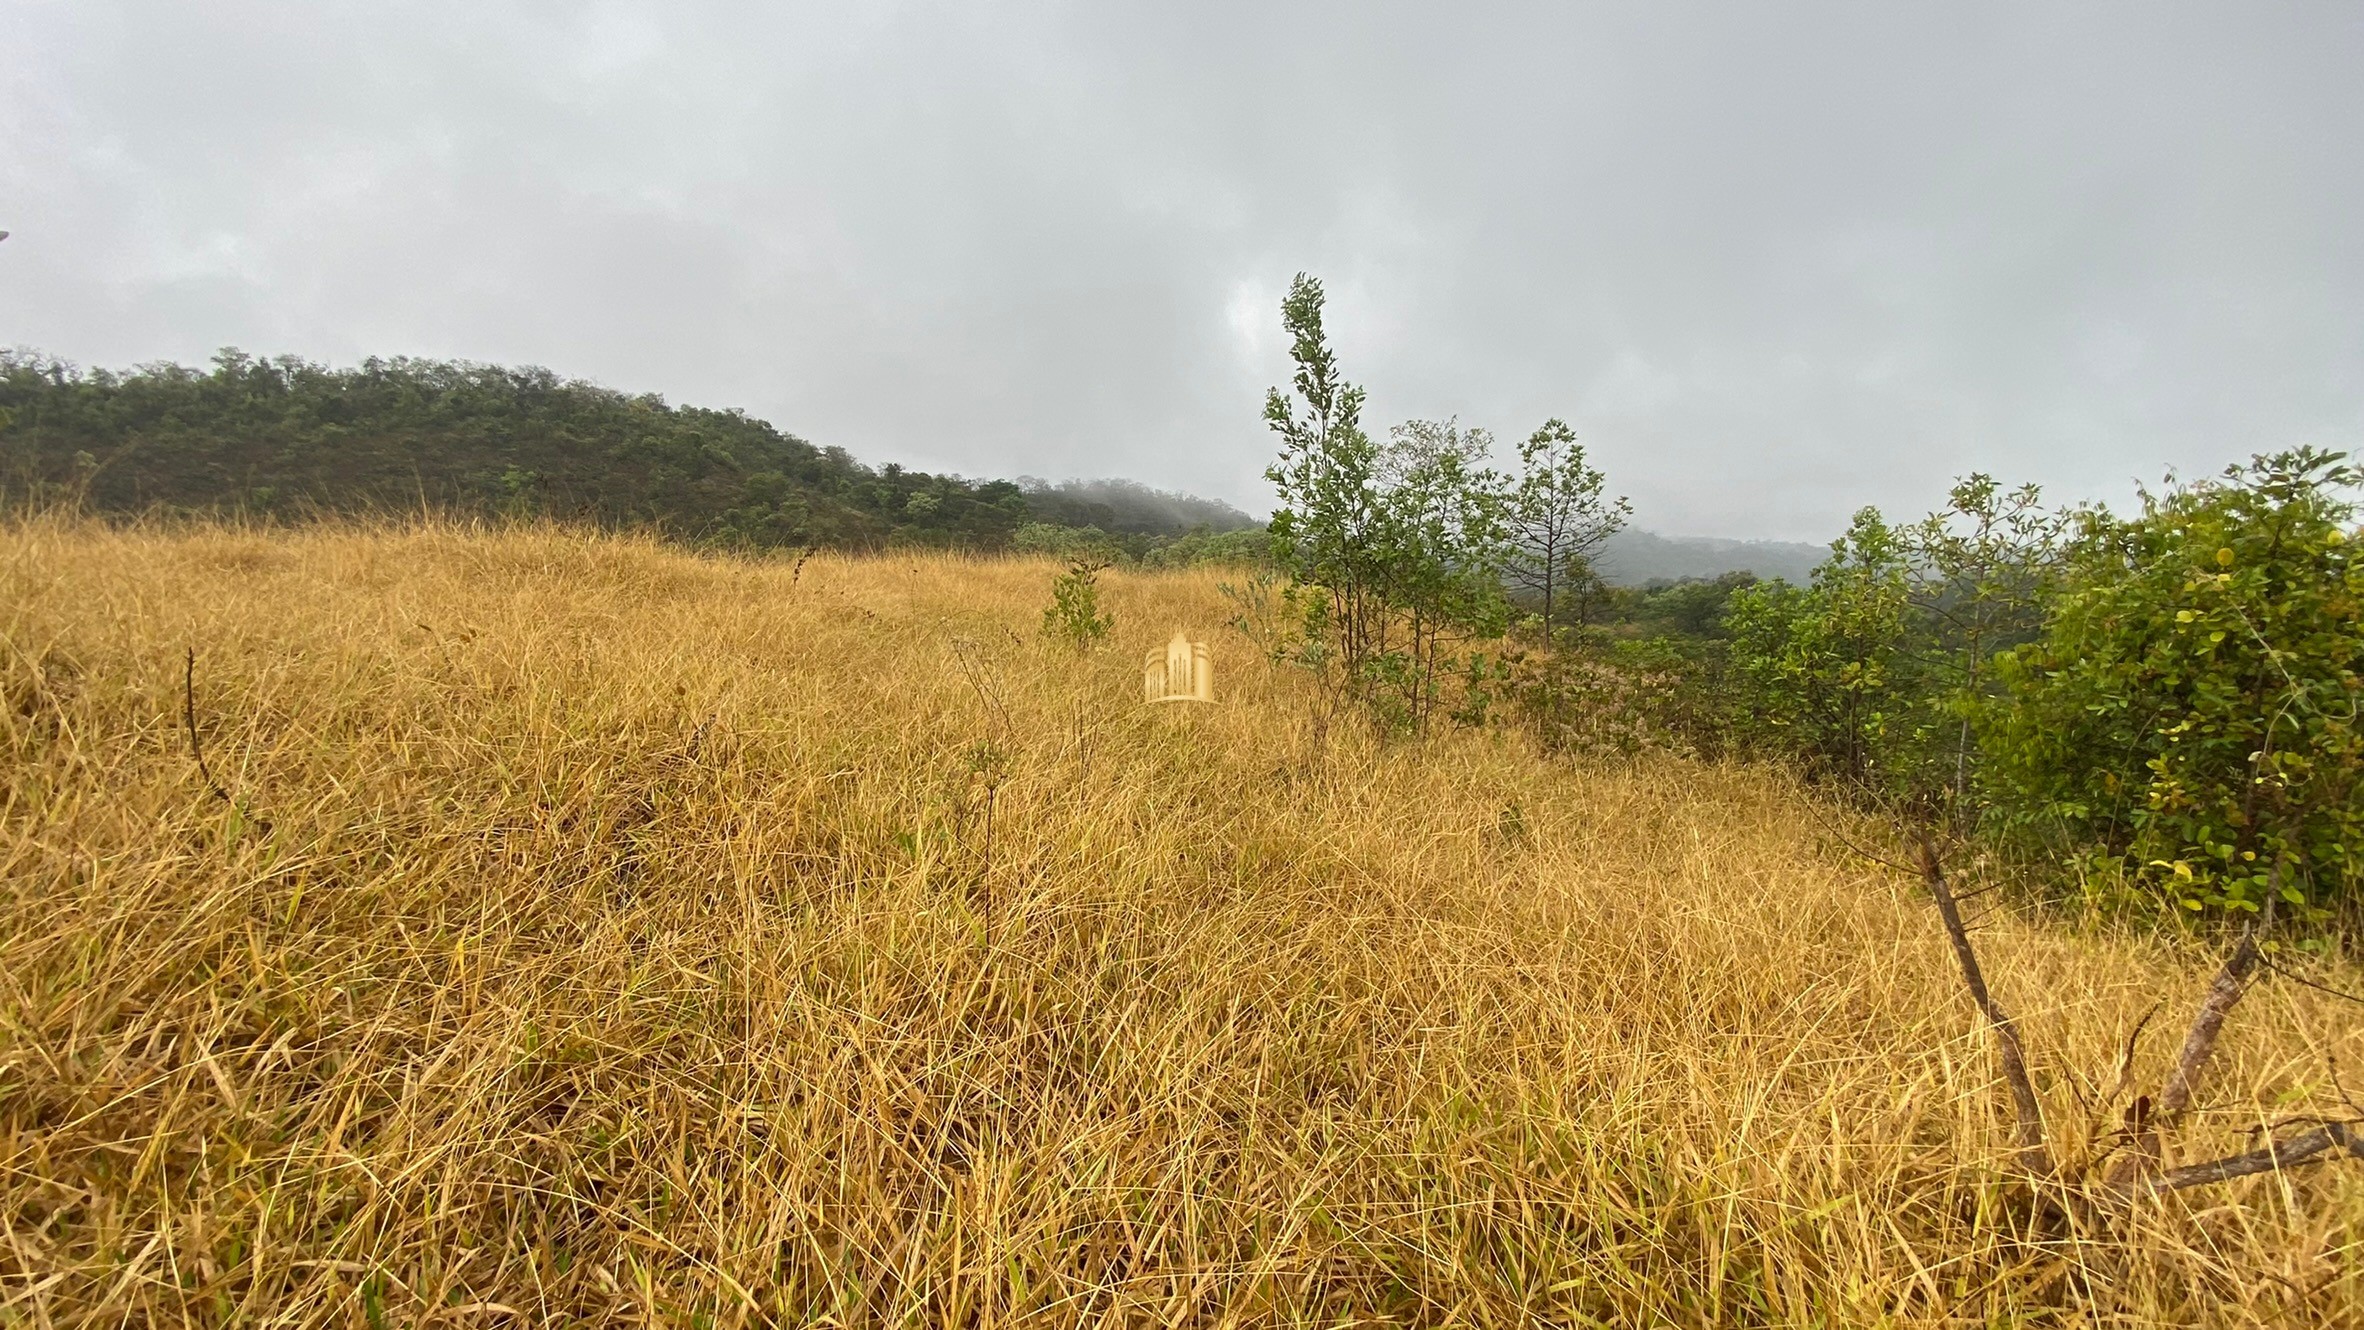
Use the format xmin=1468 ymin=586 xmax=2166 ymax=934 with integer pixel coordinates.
xmin=1261 ymin=276 xmax=1513 ymax=733
xmin=1982 ymin=449 xmax=2363 ymax=921
xmin=1503 ymin=418 xmax=1629 ymax=641
xmin=0 ymin=348 xmax=1237 ymax=556
xmin=1263 ymin=273 xmax=1387 ymax=689
xmin=1725 ymin=507 xmax=1930 ymax=795
xmin=1903 ymin=475 xmax=2067 ymax=816
xmin=1040 ymin=559 xmax=1115 ymax=650
xmin=1371 ymin=419 xmax=1515 ymax=730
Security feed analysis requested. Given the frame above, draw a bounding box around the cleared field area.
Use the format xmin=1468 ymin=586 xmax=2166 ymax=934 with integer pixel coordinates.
xmin=2 ymin=518 xmax=2358 ymax=1325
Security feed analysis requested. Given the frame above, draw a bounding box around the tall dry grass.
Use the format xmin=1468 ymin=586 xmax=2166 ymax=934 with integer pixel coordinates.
xmin=1 ymin=515 xmax=2359 ymax=1327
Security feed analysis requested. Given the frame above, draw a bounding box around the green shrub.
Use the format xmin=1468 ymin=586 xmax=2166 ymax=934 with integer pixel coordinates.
xmin=1012 ymin=522 xmax=1123 ymax=563
xmin=1139 ymin=526 xmax=1271 ymax=569
xmin=1723 ymin=507 xmax=1936 ymax=798
xmin=1261 ymin=275 xmax=1514 ymax=734
xmin=1982 ymin=449 xmax=2362 ymax=922
xmin=1041 ymin=558 xmax=1115 ymax=650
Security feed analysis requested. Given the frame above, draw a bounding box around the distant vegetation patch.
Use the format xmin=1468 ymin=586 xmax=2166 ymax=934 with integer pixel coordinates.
xmin=0 ymin=349 xmax=1257 ymax=560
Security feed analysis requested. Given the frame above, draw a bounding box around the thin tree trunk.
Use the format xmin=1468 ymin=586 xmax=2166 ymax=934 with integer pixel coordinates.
xmin=1920 ymin=837 xmax=2052 ymax=1174
xmin=2108 ymin=880 xmax=2275 ymax=1187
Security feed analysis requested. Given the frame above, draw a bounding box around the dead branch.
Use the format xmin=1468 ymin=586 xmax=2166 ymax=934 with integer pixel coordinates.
xmin=1804 ymin=797 xmax=1918 ymax=876
xmin=184 ymin=647 xmax=271 ymax=836
xmin=949 ymin=637 xmax=1011 ymax=739
xmin=2094 ymin=869 xmax=2364 ymax=1202
xmin=2158 ymin=915 xmax=2267 ymax=1119
xmin=1913 ymin=842 xmax=2364 ymax=1209
xmin=184 ymin=648 xmax=229 ymax=804
xmin=2118 ymin=1121 xmax=2364 ymax=1197
xmin=2259 ymin=951 xmax=2364 ymax=1008
xmin=2103 ymin=1002 xmax=2163 ymax=1107
xmin=2112 ymin=882 xmax=2276 ymax=1184
xmin=1919 ymin=836 xmax=2052 ymax=1175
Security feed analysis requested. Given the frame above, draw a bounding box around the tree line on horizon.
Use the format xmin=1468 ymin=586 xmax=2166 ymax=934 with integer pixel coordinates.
xmin=0 ymin=344 xmax=1829 ymax=581
xmin=0 ymin=348 xmax=1259 ymax=556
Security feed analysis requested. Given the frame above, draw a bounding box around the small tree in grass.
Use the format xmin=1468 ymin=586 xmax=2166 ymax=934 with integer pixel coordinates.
xmin=1504 ymin=418 xmax=1628 ymax=641
xmin=1041 ymin=559 xmax=1114 ymax=650
xmin=1724 ymin=507 xmax=1929 ymax=796
xmin=1261 ymin=274 xmax=1514 ymax=734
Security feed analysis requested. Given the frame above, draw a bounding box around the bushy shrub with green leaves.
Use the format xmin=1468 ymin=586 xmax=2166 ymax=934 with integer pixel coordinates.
xmin=1982 ymin=449 xmax=2362 ymax=921
xmin=1715 ymin=479 xmax=2068 ymax=822
xmin=1723 ymin=507 xmax=1937 ymax=798
xmin=1011 ymin=522 xmax=1124 ymax=563
xmin=1040 ymin=559 xmax=1114 ymax=651
xmin=1139 ymin=526 xmax=1270 ymax=569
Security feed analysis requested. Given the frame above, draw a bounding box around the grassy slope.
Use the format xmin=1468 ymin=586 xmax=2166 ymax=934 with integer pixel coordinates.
xmin=1 ymin=518 xmax=2358 ymax=1326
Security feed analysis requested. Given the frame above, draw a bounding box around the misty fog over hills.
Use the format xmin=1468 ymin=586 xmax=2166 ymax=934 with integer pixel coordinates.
xmin=1015 ymin=478 xmax=1261 ymax=536
xmin=1595 ymin=529 xmax=1828 ymax=586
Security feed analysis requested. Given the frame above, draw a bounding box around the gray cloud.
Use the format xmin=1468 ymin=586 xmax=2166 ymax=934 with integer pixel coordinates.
xmin=4 ymin=1 xmax=2359 ymax=539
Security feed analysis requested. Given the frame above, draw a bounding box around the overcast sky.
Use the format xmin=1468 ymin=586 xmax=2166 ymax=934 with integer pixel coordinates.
xmin=4 ymin=2 xmax=2359 ymax=539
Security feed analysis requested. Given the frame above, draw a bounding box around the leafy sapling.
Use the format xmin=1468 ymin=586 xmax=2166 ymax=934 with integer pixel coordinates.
xmin=1042 ymin=558 xmax=1115 ymax=650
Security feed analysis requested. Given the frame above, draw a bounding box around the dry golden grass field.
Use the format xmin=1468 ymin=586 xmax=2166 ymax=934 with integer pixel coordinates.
xmin=3 ymin=517 xmax=2361 ymax=1327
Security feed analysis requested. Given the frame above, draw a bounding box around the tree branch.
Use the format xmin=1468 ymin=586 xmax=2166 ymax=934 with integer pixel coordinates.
xmin=2113 ymin=883 xmax=2275 ymax=1185
xmin=2118 ymin=1121 xmax=2364 ymax=1197
xmin=1919 ymin=836 xmax=2051 ymax=1174
xmin=184 ymin=647 xmax=272 ymax=837
xmin=2157 ymin=926 xmax=2264 ymax=1119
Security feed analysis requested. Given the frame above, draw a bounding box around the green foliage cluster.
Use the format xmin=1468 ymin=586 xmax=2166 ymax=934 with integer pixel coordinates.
xmin=1255 ymin=274 xmax=1622 ymax=735
xmin=1724 ymin=508 xmax=1927 ymax=793
xmin=1702 ymin=453 xmax=2361 ymax=925
xmin=1982 ymin=451 xmax=2361 ymax=922
xmin=1598 ymin=572 xmax=1757 ymax=642
xmin=1011 ymin=520 xmax=1268 ymax=569
xmin=1245 ymin=273 xmax=2361 ymax=926
xmin=1040 ymin=559 xmax=1115 ymax=651
xmin=1014 ymin=477 xmax=1260 ymax=537
xmin=1505 ymin=418 xmax=1629 ymax=637
xmin=1137 ymin=526 xmax=1271 ymax=569
xmin=0 ymin=349 xmax=1255 ymax=558
xmin=1012 ymin=522 xmax=1127 ymax=564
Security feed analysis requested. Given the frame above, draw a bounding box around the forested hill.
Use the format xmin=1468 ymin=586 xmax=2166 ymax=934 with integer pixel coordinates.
xmin=0 ymin=349 xmax=1256 ymax=551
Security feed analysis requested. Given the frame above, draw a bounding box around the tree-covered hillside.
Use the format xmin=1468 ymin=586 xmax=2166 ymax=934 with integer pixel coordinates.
xmin=0 ymin=349 xmax=1251 ymax=552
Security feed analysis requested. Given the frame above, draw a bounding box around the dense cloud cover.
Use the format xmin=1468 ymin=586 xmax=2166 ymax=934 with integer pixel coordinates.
xmin=4 ymin=2 xmax=2359 ymax=539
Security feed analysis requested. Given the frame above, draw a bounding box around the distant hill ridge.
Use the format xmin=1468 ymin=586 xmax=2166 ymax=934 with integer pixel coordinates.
xmin=0 ymin=348 xmax=1252 ymax=551
xmin=1596 ymin=529 xmax=1828 ymax=586
xmin=2 ymin=348 xmax=1821 ymax=579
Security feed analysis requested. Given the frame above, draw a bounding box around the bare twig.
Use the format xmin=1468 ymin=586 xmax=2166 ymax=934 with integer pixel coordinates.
xmin=949 ymin=637 xmax=1010 ymax=740
xmin=2104 ymin=1002 xmax=2164 ymax=1107
xmin=2157 ymin=921 xmax=2267 ymax=1119
xmin=1805 ymin=798 xmax=1918 ymax=877
xmin=2119 ymin=1120 xmax=2364 ymax=1197
xmin=1919 ymin=836 xmax=2051 ymax=1174
xmin=184 ymin=647 xmax=271 ymax=836
xmin=2332 ymin=1053 xmax=2364 ymax=1121
xmin=2114 ymin=879 xmax=2276 ymax=1186
xmin=2258 ymin=951 xmax=2364 ymax=1008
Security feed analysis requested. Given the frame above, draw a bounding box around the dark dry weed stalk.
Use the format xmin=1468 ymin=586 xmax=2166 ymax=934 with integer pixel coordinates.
xmin=0 ymin=516 xmax=2360 ymax=1326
